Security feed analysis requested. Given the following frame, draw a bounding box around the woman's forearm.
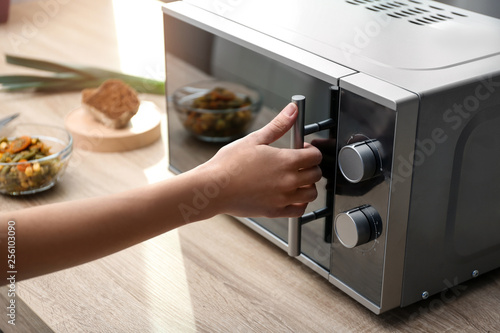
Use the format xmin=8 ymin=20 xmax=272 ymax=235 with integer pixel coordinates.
xmin=0 ymin=103 xmax=322 ymax=282
xmin=2 ymin=166 xmax=215 ymax=281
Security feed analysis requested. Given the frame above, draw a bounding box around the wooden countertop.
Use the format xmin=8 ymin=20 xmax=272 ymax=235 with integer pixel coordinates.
xmin=0 ymin=1 xmax=499 ymax=332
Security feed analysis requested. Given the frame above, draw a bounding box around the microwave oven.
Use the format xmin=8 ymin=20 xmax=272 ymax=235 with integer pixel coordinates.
xmin=162 ymin=0 xmax=500 ymax=314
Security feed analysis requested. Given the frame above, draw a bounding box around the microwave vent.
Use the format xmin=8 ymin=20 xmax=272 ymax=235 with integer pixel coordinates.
xmin=345 ymin=0 xmax=468 ymax=26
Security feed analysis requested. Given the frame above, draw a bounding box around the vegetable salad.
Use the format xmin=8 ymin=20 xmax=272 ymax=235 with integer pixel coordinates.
xmin=0 ymin=136 xmax=63 ymax=194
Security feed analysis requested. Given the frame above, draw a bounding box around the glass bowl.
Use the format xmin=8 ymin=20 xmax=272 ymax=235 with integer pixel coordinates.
xmin=0 ymin=123 xmax=73 ymax=195
xmin=173 ymin=80 xmax=262 ymax=142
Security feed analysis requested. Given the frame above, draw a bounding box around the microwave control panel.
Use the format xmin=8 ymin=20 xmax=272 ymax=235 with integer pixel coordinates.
xmin=330 ymin=88 xmax=396 ymax=307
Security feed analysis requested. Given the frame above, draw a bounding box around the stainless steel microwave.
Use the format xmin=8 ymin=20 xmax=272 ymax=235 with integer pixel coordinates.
xmin=162 ymin=0 xmax=500 ymax=314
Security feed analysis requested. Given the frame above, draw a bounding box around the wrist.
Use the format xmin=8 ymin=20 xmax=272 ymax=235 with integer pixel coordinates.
xmin=177 ymin=162 xmax=231 ymax=222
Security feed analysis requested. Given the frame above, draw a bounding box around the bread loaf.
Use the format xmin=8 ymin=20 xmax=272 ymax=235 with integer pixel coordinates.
xmin=82 ymin=79 xmax=140 ymax=129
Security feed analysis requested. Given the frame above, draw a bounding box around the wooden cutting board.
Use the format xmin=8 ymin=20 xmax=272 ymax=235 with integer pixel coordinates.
xmin=64 ymin=101 xmax=162 ymax=152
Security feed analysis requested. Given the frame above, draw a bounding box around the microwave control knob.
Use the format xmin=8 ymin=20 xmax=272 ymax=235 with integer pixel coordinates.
xmin=334 ymin=206 xmax=382 ymax=248
xmin=338 ymin=140 xmax=381 ymax=183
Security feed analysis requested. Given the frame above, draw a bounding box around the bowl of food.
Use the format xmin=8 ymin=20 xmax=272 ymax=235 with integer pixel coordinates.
xmin=0 ymin=123 xmax=73 ymax=195
xmin=173 ymin=80 xmax=262 ymax=142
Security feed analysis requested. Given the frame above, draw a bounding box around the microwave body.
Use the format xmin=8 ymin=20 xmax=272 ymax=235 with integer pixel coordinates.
xmin=162 ymin=0 xmax=500 ymax=314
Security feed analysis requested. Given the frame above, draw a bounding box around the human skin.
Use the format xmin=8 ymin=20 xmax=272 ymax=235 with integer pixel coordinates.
xmin=1 ymin=103 xmax=322 ymax=281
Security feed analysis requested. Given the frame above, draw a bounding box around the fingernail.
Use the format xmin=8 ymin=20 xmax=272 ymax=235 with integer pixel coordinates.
xmin=285 ymin=103 xmax=297 ymax=116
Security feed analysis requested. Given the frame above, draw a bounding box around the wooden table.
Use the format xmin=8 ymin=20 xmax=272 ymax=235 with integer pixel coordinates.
xmin=0 ymin=1 xmax=499 ymax=332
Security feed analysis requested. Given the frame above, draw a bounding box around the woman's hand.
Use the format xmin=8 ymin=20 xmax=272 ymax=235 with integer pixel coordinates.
xmin=200 ymin=103 xmax=323 ymax=218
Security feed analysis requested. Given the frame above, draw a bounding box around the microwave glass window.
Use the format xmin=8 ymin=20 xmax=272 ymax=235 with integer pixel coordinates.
xmin=165 ymin=16 xmax=334 ymax=270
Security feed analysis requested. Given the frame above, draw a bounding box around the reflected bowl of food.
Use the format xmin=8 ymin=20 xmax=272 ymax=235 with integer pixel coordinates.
xmin=0 ymin=123 xmax=73 ymax=195
xmin=173 ymin=80 xmax=262 ymax=142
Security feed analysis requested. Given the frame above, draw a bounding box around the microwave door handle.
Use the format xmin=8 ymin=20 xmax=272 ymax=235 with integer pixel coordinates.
xmin=290 ymin=95 xmax=306 ymax=152
xmin=287 ymin=88 xmax=338 ymax=257
xmin=288 ymin=95 xmax=306 ymax=257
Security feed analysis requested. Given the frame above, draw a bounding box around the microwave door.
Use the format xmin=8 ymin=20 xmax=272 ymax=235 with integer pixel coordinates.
xmin=163 ymin=0 xmax=353 ymax=277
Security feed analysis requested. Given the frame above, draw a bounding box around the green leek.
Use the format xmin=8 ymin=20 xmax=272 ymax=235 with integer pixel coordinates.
xmin=0 ymin=54 xmax=165 ymax=95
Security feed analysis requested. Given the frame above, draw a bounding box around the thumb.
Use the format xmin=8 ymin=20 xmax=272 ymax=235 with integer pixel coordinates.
xmin=253 ymin=103 xmax=297 ymax=145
